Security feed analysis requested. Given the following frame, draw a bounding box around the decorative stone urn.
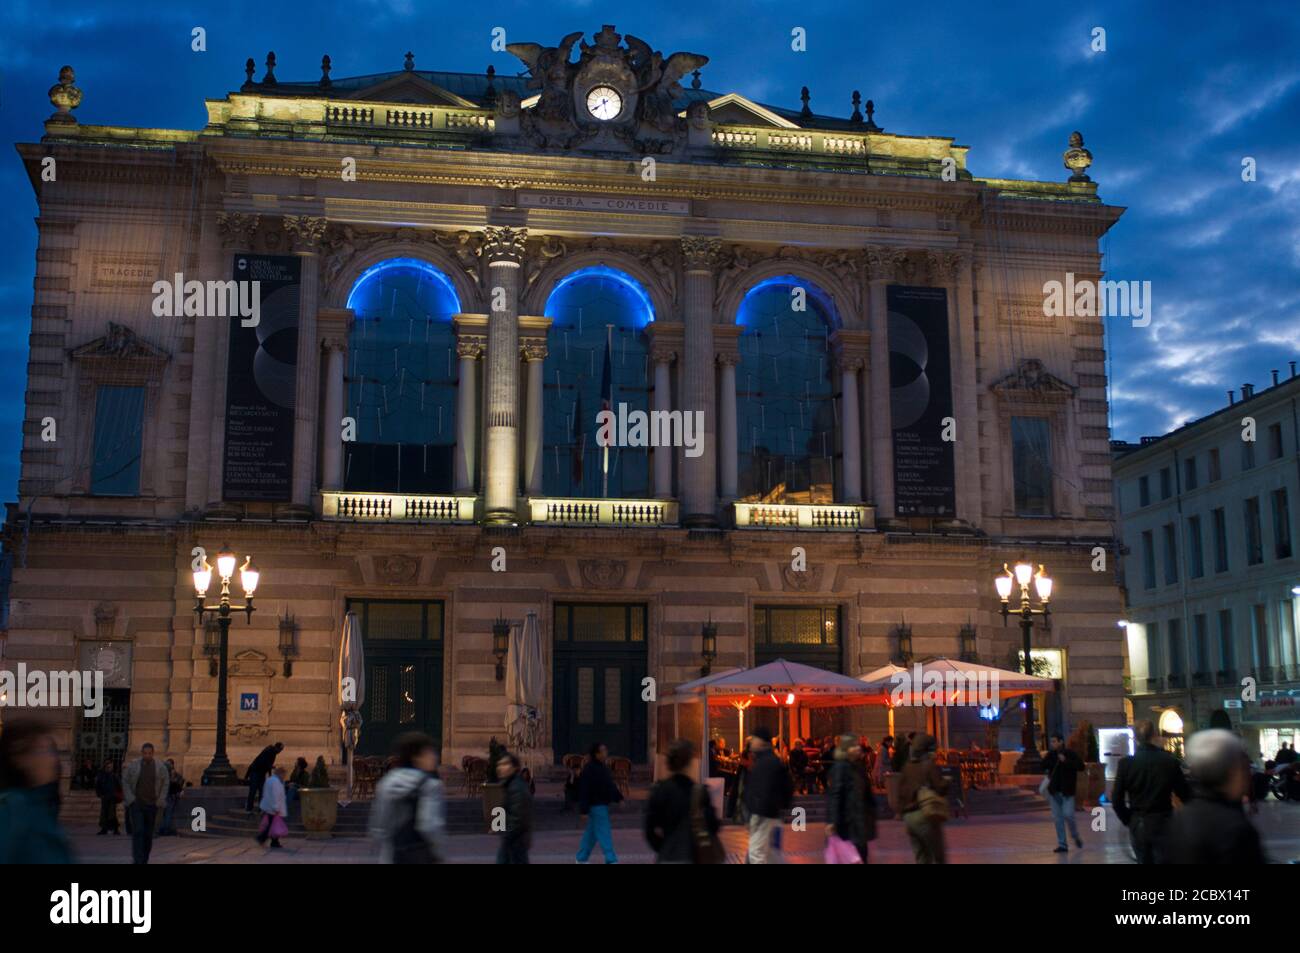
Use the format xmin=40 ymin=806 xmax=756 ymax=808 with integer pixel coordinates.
xmin=299 ymin=787 xmax=339 ymax=838
xmin=48 ymin=66 xmax=83 ymax=124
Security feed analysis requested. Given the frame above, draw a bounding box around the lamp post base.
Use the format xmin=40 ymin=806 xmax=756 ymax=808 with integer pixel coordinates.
xmin=1014 ymin=750 xmax=1043 ymax=774
xmin=201 ymin=756 xmax=240 ymax=786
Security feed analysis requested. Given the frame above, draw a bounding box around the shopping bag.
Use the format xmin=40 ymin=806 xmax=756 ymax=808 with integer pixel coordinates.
xmin=824 ymin=835 xmax=863 ymax=865
xmin=269 ymin=814 xmax=289 ymax=839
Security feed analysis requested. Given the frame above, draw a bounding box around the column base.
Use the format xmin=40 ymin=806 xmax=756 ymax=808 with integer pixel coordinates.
xmin=275 ymin=503 xmax=314 ymax=521
xmin=1014 ymin=751 xmax=1043 ymax=774
xmin=682 ymin=512 xmax=719 ymax=529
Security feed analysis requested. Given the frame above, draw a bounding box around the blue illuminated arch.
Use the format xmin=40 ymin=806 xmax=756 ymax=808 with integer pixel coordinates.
xmin=542 ymin=266 xmax=654 ymax=499
xmin=344 ymin=258 xmax=461 ymax=493
xmin=736 ymin=275 xmax=838 ymax=504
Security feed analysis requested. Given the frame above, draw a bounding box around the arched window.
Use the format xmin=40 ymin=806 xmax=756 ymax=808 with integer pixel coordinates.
xmin=542 ymin=266 xmax=654 ymax=499
xmin=737 ymin=276 xmax=837 ymax=504
xmin=344 ymin=258 xmax=460 ymax=493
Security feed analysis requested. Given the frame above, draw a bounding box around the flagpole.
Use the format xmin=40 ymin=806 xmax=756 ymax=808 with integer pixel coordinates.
xmin=602 ymin=324 xmax=613 ymax=499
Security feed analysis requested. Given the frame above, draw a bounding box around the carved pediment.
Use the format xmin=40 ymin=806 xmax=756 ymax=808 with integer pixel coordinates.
xmin=345 ymin=73 xmax=478 ymax=108
xmin=230 ymin=649 xmax=277 ymax=678
xmin=70 ymin=323 xmax=170 ymax=367
xmin=703 ymin=94 xmax=799 ymax=129
xmin=988 ymin=359 xmax=1074 ymax=400
xmin=579 ymin=558 xmax=628 ymax=589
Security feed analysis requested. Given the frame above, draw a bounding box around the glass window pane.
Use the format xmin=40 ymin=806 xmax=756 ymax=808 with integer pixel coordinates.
xmin=369 ymin=667 xmax=389 ymax=724
xmin=630 ymin=607 xmax=645 ymax=642
xmin=1011 ymin=416 xmax=1052 ymax=516
xmin=604 ymin=668 xmax=622 ymax=724
xmin=555 ymin=605 xmax=570 ymax=641
xmin=399 ymin=664 xmax=416 ymax=723
xmin=577 ymin=667 xmax=594 ymax=724
xmin=366 ymin=602 xmax=426 ymax=640
xmin=91 ymin=385 xmax=145 ymax=496
xmin=427 ymin=603 xmax=443 ymax=640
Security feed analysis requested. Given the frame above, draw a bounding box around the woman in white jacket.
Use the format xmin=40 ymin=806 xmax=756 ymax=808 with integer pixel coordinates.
xmin=369 ymin=732 xmax=446 ymax=864
xmin=256 ymin=766 xmax=288 ymax=849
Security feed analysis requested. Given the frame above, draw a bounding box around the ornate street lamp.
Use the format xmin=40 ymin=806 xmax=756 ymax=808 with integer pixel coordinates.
xmin=996 ymin=559 xmax=1052 ymax=773
xmin=492 ymin=614 xmax=510 ymax=681
xmin=193 ymin=544 xmax=259 ymax=785
xmin=700 ymin=617 xmax=718 ymax=677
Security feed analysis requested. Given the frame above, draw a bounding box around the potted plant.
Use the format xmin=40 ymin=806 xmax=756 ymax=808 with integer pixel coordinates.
xmin=299 ymin=756 xmax=338 ymax=838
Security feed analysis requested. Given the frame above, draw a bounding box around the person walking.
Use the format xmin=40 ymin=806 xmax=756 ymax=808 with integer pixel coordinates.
xmin=575 ymin=742 xmax=623 ymax=864
xmin=121 ymin=742 xmax=169 ymax=865
xmin=369 ymin=732 xmax=446 ymax=864
xmin=1111 ymin=719 xmax=1190 ymax=864
xmin=1163 ymin=729 xmax=1266 ymax=864
xmin=244 ymin=741 xmax=283 ymax=814
xmin=644 ymin=739 xmax=722 ymax=864
xmin=1042 ymin=733 xmax=1085 ymax=853
xmin=897 ymin=733 xmax=948 ymax=864
xmin=826 ymin=734 xmax=876 ymax=863
xmin=0 ymin=721 xmax=74 ymax=863
xmin=495 ymin=753 xmax=533 ymax=864
xmin=255 ymin=766 xmax=289 ymax=849
xmin=94 ymin=758 xmax=122 ymax=835
xmin=158 ymin=759 xmax=185 ymax=836
xmin=875 ymin=736 xmax=894 ymax=788
xmin=743 ymin=726 xmax=793 ymax=864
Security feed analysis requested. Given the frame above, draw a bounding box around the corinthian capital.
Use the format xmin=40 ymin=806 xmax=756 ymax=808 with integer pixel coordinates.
xmin=480 ymin=226 xmax=528 ymax=264
xmin=865 ymin=245 xmax=909 ymax=282
xmin=680 ymin=236 xmax=726 ymax=272
xmin=284 ymin=215 xmax=329 ymax=253
xmin=926 ymin=249 xmax=965 ymax=283
xmin=216 ymin=212 xmax=260 ymax=249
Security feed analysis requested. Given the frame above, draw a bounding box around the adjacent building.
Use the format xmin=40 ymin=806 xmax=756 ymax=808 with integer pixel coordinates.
xmin=1114 ymin=370 xmax=1300 ymax=759
xmin=5 ymin=25 xmax=1128 ymax=780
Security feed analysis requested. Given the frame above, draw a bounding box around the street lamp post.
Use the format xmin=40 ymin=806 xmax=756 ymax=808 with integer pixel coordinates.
xmin=995 ymin=559 xmax=1053 ymax=774
xmin=193 ymin=545 xmax=259 ymax=786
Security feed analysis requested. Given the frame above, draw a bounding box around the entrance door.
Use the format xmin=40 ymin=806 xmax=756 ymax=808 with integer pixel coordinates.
xmin=348 ymin=599 xmax=444 ymax=757
xmin=553 ymin=604 xmax=648 ymax=763
xmin=76 ymin=688 xmax=131 ymax=775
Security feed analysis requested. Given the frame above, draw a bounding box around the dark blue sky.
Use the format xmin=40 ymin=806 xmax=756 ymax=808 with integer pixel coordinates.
xmin=1 ymin=0 xmax=1296 ymax=502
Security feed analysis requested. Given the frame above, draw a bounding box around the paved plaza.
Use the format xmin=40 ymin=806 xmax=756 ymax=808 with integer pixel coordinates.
xmin=64 ymin=801 xmax=1300 ymax=865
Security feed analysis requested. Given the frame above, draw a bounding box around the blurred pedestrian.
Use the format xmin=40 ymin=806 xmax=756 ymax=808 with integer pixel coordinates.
xmin=875 ymin=735 xmax=894 ymax=787
xmin=95 ymin=757 xmax=122 ymax=835
xmin=1111 ymin=720 xmax=1189 ymax=864
xmin=575 ymin=742 xmax=623 ymax=864
xmin=495 ymin=753 xmax=533 ymax=864
xmin=743 ymin=726 xmax=793 ymax=864
xmin=158 ymin=758 xmax=185 ymax=836
xmin=255 ymin=765 xmax=288 ymax=849
xmin=1163 ymin=730 xmax=1266 ymax=864
xmin=1042 ymin=733 xmax=1084 ymax=853
xmin=0 ymin=721 xmax=73 ymax=863
xmin=369 ymin=732 xmax=445 ymax=864
xmin=244 ymin=741 xmax=283 ymax=813
xmin=122 ymin=742 xmax=169 ymax=864
xmin=826 ymin=734 xmax=876 ymax=863
xmin=898 ymin=733 xmax=948 ymax=864
xmin=287 ymin=757 xmax=309 ymax=816
xmin=645 ymin=739 xmax=722 ymax=864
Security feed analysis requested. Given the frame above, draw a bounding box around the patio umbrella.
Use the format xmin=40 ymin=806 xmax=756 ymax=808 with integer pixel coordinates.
xmin=505 ymin=610 xmax=546 ymax=775
xmin=338 ymin=610 xmax=365 ymax=804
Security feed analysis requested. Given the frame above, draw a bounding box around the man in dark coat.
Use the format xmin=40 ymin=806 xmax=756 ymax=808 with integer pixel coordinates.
xmin=1111 ymin=720 xmax=1190 ymax=863
xmin=575 ymin=742 xmax=623 ymax=863
xmin=1164 ymin=729 xmax=1266 ymax=864
xmin=743 ymin=726 xmax=793 ymax=864
xmin=827 ymin=735 xmax=876 ymax=862
xmin=1042 ymin=733 xmax=1085 ymax=853
xmin=495 ymin=753 xmax=533 ymax=864
xmin=244 ymin=742 xmax=283 ymax=813
xmin=645 ymin=739 xmax=720 ymax=863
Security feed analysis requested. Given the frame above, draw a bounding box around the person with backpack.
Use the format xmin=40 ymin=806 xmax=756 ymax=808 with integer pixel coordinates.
xmin=369 ymin=732 xmax=446 ymax=864
xmin=897 ymin=733 xmax=948 ymax=864
xmin=644 ymin=739 xmax=722 ymax=864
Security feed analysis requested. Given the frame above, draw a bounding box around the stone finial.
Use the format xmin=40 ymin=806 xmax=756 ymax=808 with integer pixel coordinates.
xmin=484 ymin=64 xmax=497 ymax=106
xmin=404 ymin=51 xmax=415 ymax=71
xmin=1063 ymin=130 xmax=1093 ymax=182
xmin=262 ymin=52 xmax=277 ymax=85
xmin=864 ymin=99 xmax=881 ymax=132
xmin=850 ymin=90 xmax=862 ymax=123
xmin=320 ymin=55 xmax=332 ymax=88
xmin=691 ymin=69 xmax=702 ymax=90
xmin=243 ymin=57 xmax=256 ymax=87
xmin=47 ymin=65 xmax=82 ymax=125
xmin=799 ymin=85 xmax=812 ymax=119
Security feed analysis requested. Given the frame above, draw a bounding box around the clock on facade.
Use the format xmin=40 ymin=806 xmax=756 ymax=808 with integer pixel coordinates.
xmin=585 ymin=86 xmax=623 ymax=121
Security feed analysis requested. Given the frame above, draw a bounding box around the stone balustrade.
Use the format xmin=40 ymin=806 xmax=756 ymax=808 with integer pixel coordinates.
xmin=321 ymin=490 xmax=476 ymax=522
xmin=733 ymin=501 xmax=875 ymax=531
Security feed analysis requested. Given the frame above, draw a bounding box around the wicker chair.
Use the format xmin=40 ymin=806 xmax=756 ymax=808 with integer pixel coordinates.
xmin=607 ymin=756 xmax=632 ymax=798
xmin=461 ymin=756 xmax=487 ymax=797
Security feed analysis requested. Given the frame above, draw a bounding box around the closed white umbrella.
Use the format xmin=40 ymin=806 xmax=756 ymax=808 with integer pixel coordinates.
xmin=338 ymin=610 xmax=365 ymax=804
xmin=505 ymin=610 xmax=546 ymax=773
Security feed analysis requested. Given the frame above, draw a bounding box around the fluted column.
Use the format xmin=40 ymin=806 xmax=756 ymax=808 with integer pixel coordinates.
xmin=866 ymin=247 xmax=907 ymax=520
xmin=481 ymin=227 xmax=527 ymax=523
xmin=320 ymin=337 xmax=347 ymax=490
xmin=523 ymin=341 xmax=547 ymax=498
xmin=681 ymin=236 xmax=724 ymax=526
xmin=930 ymin=249 xmax=979 ymax=527
xmin=718 ymin=354 xmax=739 ymax=501
xmin=285 ymin=215 xmax=328 ymax=512
xmin=838 ymin=356 xmax=863 ymax=503
xmin=454 ymin=336 xmax=484 ymax=493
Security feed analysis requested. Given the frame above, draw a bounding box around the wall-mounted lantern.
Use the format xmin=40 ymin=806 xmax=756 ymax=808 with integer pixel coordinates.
xmin=701 ymin=616 xmax=718 ymax=677
xmin=492 ymin=613 xmax=510 ymax=681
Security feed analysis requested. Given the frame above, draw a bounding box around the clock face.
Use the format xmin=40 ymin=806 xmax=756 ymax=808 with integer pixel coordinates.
xmin=586 ymin=85 xmax=623 ymax=121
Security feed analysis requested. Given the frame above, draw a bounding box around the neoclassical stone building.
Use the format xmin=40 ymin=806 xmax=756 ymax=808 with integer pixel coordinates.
xmin=8 ymin=26 xmax=1127 ymax=777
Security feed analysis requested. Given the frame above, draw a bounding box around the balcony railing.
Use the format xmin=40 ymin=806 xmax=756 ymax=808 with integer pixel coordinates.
xmin=528 ymin=497 xmax=678 ymax=528
xmin=733 ymin=501 xmax=875 ymax=531
xmin=320 ymin=491 xmax=476 ymax=523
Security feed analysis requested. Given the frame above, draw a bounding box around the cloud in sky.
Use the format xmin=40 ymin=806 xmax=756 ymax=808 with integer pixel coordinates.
xmin=0 ymin=0 xmax=1296 ymax=499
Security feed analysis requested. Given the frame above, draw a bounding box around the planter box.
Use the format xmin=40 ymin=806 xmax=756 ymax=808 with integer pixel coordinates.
xmin=299 ymin=787 xmax=338 ymax=838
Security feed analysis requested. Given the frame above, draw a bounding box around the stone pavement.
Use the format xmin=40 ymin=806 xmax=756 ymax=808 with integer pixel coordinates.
xmin=64 ymin=801 xmax=1300 ymax=864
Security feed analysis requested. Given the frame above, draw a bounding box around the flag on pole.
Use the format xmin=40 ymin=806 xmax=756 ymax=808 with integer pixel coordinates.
xmin=601 ymin=325 xmax=614 ymax=498
xmin=572 ymin=389 xmax=585 ymax=489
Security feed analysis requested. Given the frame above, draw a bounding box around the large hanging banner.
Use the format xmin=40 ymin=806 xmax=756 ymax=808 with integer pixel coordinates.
xmin=888 ymin=285 xmax=956 ymax=517
xmin=222 ymin=254 xmax=300 ymax=501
